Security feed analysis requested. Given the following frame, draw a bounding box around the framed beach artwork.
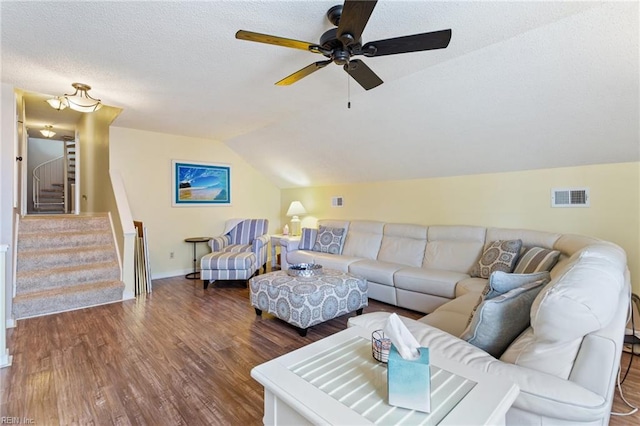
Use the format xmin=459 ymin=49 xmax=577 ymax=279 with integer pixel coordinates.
xmin=172 ymin=160 xmax=231 ymax=206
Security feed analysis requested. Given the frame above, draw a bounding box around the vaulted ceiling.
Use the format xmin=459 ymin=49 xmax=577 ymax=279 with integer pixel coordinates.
xmin=2 ymin=1 xmax=638 ymax=188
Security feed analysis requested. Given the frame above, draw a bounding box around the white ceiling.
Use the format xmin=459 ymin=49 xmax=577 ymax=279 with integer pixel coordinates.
xmin=1 ymin=1 xmax=638 ymax=188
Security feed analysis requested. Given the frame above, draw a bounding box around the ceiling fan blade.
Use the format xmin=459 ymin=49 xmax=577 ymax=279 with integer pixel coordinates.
xmin=276 ymin=60 xmax=332 ymax=86
xmin=362 ymin=29 xmax=452 ymax=57
xmin=337 ymin=0 xmax=378 ymax=46
xmin=343 ymin=59 xmax=383 ymax=90
xmin=236 ymin=30 xmax=317 ymax=52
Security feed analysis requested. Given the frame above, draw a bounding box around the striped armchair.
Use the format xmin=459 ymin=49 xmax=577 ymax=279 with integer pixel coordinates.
xmin=207 ymin=218 xmax=270 ymax=274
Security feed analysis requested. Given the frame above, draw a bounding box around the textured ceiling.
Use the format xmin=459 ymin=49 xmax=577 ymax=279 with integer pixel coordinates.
xmin=1 ymin=1 xmax=638 ymax=188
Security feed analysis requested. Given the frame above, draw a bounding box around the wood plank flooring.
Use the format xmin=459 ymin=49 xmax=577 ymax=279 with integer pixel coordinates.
xmin=1 ymin=274 xmax=639 ymax=425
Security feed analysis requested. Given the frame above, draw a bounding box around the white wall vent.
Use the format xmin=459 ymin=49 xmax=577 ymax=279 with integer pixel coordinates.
xmin=551 ymin=187 xmax=590 ymax=208
xmin=331 ymin=196 xmax=343 ymax=207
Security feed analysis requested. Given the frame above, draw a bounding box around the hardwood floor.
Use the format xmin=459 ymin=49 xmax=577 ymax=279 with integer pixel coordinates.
xmin=1 ymin=274 xmax=639 ymax=425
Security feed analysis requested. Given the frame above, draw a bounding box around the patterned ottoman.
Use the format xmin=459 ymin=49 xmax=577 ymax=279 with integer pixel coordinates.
xmin=249 ymin=269 xmax=368 ymax=336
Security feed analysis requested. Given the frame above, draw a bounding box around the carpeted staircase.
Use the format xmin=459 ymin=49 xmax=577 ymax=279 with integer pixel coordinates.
xmin=13 ymin=214 xmax=124 ymax=319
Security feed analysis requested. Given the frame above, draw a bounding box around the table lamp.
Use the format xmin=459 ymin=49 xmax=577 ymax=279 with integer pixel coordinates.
xmin=286 ymin=201 xmax=307 ymax=236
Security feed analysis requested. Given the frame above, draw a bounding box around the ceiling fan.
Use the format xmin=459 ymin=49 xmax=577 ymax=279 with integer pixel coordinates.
xmin=235 ymin=0 xmax=451 ymax=91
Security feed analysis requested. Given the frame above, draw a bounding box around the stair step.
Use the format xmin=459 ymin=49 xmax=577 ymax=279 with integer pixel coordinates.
xmin=12 ymin=280 xmax=124 ymax=319
xmin=34 ymin=205 xmax=65 ymax=212
xmin=15 ymin=214 xmax=124 ymax=319
xmin=16 ymin=261 xmax=120 ymax=295
xmin=36 ymin=201 xmax=64 ymax=206
xmin=18 ymin=230 xmax=112 ymax=251
xmin=18 ymin=214 xmax=111 ymax=233
xmin=17 ymin=245 xmax=117 ymax=272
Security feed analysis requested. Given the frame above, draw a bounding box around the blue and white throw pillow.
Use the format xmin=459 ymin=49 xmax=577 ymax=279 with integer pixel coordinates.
xmin=313 ymin=226 xmax=346 ymax=254
xmin=298 ymin=228 xmax=318 ymax=250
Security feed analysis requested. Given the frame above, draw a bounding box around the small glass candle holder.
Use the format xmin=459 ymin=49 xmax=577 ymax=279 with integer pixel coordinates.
xmin=372 ymin=329 xmax=391 ymax=363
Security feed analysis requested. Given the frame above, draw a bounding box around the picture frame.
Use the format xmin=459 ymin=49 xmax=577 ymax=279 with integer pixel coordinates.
xmin=172 ymin=160 xmax=231 ymax=206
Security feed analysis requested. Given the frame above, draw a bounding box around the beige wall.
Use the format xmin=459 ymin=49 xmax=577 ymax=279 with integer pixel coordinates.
xmin=281 ymin=162 xmax=640 ymax=294
xmin=109 ymin=127 xmax=281 ymax=278
xmin=77 ymin=106 xmax=121 ymax=213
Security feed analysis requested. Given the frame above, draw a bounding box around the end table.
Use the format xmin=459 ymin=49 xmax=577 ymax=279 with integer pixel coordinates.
xmin=184 ymin=237 xmax=211 ymax=279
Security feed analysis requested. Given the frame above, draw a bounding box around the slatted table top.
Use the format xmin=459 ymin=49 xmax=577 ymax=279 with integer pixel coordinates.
xmin=251 ymin=326 xmax=519 ymax=425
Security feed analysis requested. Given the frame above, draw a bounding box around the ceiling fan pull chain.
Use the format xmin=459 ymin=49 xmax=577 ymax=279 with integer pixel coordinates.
xmin=347 ymin=74 xmax=351 ymax=109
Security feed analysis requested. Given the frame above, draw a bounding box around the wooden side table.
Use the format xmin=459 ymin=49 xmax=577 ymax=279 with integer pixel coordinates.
xmin=184 ymin=237 xmax=211 ymax=279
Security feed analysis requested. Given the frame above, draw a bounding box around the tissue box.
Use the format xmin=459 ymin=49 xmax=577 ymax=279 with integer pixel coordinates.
xmin=387 ymin=344 xmax=431 ymax=413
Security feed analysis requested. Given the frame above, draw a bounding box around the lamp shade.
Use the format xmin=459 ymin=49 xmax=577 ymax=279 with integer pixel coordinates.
xmin=63 ymin=83 xmax=102 ymax=113
xmin=40 ymin=125 xmax=56 ymax=138
xmin=286 ymin=201 xmax=307 ymax=217
xmin=47 ymin=82 xmax=105 ymax=113
xmin=46 ymin=97 xmax=67 ymax=111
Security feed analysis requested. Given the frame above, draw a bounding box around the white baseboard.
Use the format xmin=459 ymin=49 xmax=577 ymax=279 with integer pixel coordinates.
xmin=625 ymin=328 xmax=640 ymax=338
xmin=6 ymin=318 xmax=16 ymax=329
xmin=0 ymin=350 xmax=12 ymax=368
xmin=151 ymin=269 xmax=192 ymax=280
xmin=122 ymin=290 xmax=135 ymax=300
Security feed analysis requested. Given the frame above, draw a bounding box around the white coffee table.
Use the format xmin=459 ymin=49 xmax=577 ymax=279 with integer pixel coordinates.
xmin=251 ymin=326 xmax=519 ymax=425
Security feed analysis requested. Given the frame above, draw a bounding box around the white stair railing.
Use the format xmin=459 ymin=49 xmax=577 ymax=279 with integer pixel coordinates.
xmin=64 ymin=138 xmax=76 ymax=213
xmin=33 ymin=156 xmax=64 ymax=211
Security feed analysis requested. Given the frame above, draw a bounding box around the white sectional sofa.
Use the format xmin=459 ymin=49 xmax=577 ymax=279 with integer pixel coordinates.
xmin=280 ymin=219 xmax=631 ymax=425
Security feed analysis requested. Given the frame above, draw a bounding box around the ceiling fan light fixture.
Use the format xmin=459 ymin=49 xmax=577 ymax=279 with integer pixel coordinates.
xmin=63 ymin=82 xmax=103 ymax=113
xmin=40 ymin=125 xmax=56 ymax=138
xmin=46 ymin=96 xmax=68 ymax=111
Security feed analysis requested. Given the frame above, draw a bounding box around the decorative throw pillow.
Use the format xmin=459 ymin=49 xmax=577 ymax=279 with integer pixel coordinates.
xmin=298 ymin=228 xmax=318 ymax=250
xmin=513 ymin=247 xmax=561 ymax=274
xmin=482 ymin=270 xmax=550 ymax=300
xmin=313 ymin=226 xmax=346 ymax=254
xmin=471 ymin=239 xmax=523 ymax=278
xmin=460 ymin=280 xmax=546 ymax=357
xmin=462 ymin=271 xmax=551 ymax=333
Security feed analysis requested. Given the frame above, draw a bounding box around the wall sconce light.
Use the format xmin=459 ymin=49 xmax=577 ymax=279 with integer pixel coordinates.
xmin=47 ymin=82 xmax=103 ymax=113
xmin=40 ymin=125 xmax=56 ymax=138
xmin=286 ymin=201 xmax=307 ymax=236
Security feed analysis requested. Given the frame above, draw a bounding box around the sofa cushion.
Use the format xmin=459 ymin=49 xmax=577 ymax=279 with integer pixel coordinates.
xmin=222 ymin=243 xmax=253 ymax=253
xmin=420 ymin=291 xmax=482 ymax=337
xmin=471 ymin=239 xmax=523 ymax=278
xmin=394 ymin=267 xmax=468 ymax=299
xmin=424 ymin=226 xmax=486 ymax=273
xmin=530 ymin=247 xmax=626 ymax=343
xmin=348 ymin=259 xmax=402 ymax=287
xmin=513 ymin=247 xmax=560 ymax=274
xmin=460 ymin=280 xmax=546 ymax=357
xmin=313 ymin=225 xmax=346 ymax=254
xmin=341 ymin=221 xmax=384 ymax=259
xmin=287 ymin=250 xmax=361 ymax=273
xmin=455 ymin=277 xmax=487 ymax=297
xmin=298 ymin=228 xmax=318 ymax=250
xmin=500 ymin=328 xmax=583 ymax=379
xmin=377 ymin=223 xmax=427 ymax=267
